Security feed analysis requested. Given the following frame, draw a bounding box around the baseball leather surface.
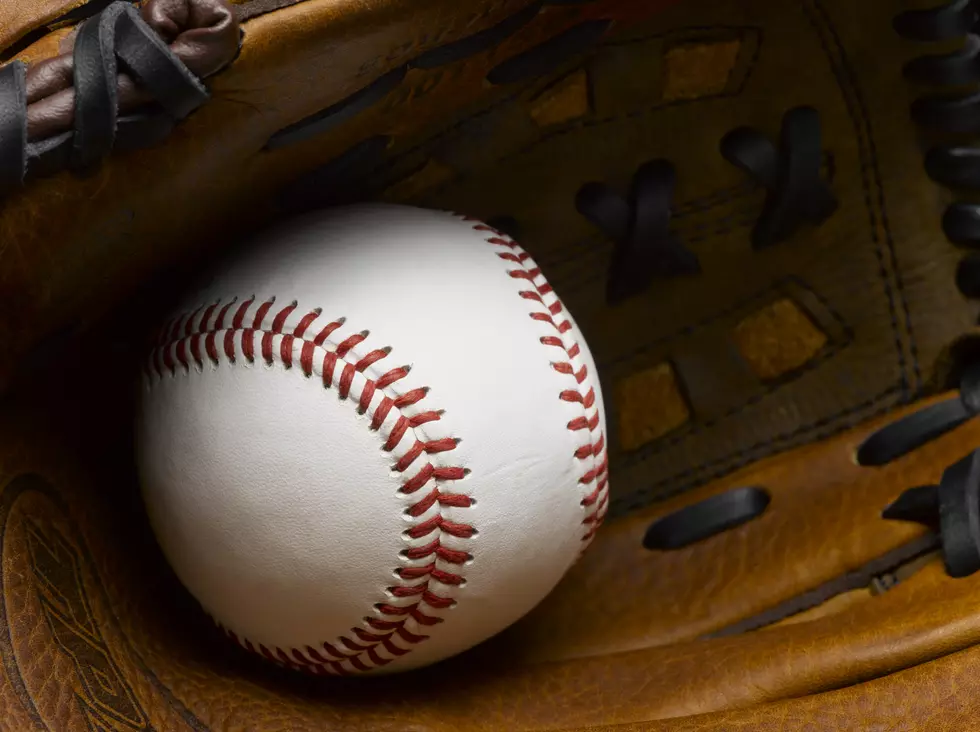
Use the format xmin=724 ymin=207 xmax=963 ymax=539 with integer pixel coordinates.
xmin=136 ymin=203 xmax=609 ymax=674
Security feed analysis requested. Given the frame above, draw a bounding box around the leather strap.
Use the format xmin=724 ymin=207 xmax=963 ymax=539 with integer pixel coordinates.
xmin=114 ymin=4 xmax=209 ymax=120
xmin=0 ymin=63 xmax=27 ymax=194
xmin=71 ymin=4 xmax=124 ymax=173
xmin=0 ymin=0 xmax=226 ymax=194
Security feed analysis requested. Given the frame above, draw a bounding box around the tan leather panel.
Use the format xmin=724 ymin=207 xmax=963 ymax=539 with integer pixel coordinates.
xmin=607 ymin=642 xmax=980 ymax=731
xmin=733 ymin=298 xmax=829 ymax=380
xmin=498 ymin=393 xmax=959 ymax=663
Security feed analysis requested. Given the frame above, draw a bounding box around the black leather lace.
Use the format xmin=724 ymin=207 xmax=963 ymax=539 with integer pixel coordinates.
xmin=895 ymin=0 xmax=980 ymax=297
xmin=884 ymin=446 xmax=980 ymax=579
xmin=576 ymin=106 xmax=837 ymax=306
xmin=877 ymin=0 xmax=980 ymax=579
xmin=575 ymin=160 xmax=700 ymax=305
xmin=720 ymin=106 xmax=838 ymax=250
xmin=0 ymin=1 xmax=209 ymax=196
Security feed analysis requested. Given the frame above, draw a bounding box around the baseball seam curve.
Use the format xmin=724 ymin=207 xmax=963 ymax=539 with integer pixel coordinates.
xmin=144 ymin=214 xmax=608 ymax=674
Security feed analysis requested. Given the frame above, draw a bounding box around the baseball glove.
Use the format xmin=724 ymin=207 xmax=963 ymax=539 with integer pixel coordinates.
xmin=3 ymin=0 xmax=980 ymax=728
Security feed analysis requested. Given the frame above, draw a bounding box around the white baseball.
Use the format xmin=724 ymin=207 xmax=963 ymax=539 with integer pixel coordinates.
xmin=136 ymin=204 xmax=609 ymax=675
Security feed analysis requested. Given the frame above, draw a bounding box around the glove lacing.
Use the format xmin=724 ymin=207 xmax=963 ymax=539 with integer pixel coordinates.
xmin=0 ymin=1 xmax=209 ymax=196
xmin=574 ymin=107 xmax=838 ymax=306
xmin=895 ymin=0 xmax=980 ymax=300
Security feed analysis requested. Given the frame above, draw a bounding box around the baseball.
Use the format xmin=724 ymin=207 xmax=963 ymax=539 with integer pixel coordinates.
xmin=136 ymin=204 xmax=609 ymax=674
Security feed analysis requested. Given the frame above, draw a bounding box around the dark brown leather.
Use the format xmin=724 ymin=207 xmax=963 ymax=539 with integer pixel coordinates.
xmin=502 ymin=394 xmax=954 ymax=663
xmin=4 ymin=0 xmax=980 ymax=729
xmin=381 ymin=0 xmax=975 ymax=515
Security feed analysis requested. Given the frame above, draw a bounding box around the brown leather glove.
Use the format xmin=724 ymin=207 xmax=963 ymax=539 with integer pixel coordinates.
xmin=4 ymin=0 xmax=980 ymax=728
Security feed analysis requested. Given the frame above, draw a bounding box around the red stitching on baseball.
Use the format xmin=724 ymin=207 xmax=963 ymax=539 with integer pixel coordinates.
xmin=464 ymin=215 xmax=610 ymax=543
xmin=150 ymin=297 xmax=474 ymax=675
xmin=232 ymin=297 xmax=253 ymax=328
xmin=152 ymin=213 xmax=608 ymax=674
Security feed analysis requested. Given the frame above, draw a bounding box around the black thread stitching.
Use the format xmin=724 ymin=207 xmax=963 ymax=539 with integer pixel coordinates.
xmin=275 ymin=9 xmax=918 ymax=514
xmin=608 ymin=294 xmax=856 ymax=471
xmin=610 ymin=385 xmax=905 ymax=515
xmin=805 ymin=0 xmax=920 ymax=397
xmin=590 ymin=275 xmax=849 ymax=370
xmin=609 ymin=2 xmax=922 ymax=512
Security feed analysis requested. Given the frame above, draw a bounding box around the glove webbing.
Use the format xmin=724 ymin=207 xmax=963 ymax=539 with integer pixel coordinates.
xmin=0 ymin=1 xmax=209 ymax=196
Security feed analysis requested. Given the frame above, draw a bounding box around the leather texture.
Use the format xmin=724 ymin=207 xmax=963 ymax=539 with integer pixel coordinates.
xmin=23 ymin=0 xmax=238 ymax=143
xmin=3 ymin=0 xmax=980 ymax=728
xmin=2 ymin=344 xmax=978 ymax=730
xmin=137 ymin=204 xmax=608 ymax=674
xmin=379 ymin=0 xmax=974 ymax=516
